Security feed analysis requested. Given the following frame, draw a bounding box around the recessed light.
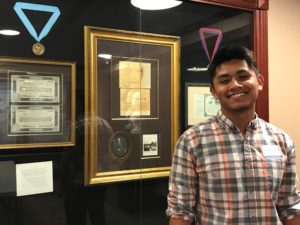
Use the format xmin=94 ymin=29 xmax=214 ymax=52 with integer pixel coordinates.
xmin=0 ymin=29 xmax=20 ymax=36
xmin=131 ymin=0 xmax=182 ymax=10
xmin=98 ymin=54 xmax=112 ymax=59
xmin=187 ymin=67 xmax=208 ymax=72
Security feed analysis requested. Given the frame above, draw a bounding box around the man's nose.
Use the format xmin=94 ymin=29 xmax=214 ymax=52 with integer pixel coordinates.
xmin=230 ymin=78 xmax=242 ymax=88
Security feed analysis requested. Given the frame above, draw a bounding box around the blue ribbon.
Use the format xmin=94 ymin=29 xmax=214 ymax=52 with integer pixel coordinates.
xmin=14 ymin=2 xmax=60 ymax=42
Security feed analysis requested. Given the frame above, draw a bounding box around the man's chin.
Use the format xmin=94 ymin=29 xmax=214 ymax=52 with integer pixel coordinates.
xmin=223 ymin=103 xmax=253 ymax=113
xmin=232 ymin=105 xmax=253 ymax=113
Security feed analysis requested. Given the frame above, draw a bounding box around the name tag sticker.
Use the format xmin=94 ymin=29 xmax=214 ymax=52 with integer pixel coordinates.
xmin=261 ymin=145 xmax=283 ymax=160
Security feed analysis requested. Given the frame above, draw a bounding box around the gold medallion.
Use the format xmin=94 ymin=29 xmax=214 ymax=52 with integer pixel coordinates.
xmin=32 ymin=43 xmax=45 ymax=55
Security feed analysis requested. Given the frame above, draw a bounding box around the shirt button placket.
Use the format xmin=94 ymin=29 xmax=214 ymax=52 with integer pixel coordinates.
xmin=243 ymin=137 xmax=258 ymax=224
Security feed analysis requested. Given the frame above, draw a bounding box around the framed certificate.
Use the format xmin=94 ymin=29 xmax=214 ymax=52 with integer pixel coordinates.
xmin=10 ymin=73 xmax=60 ymax=103
xmin=9 ymin=105 xmax=60 ymax=134
xmin=84 ymin=26 xmax=180 ymax=185
xmin=185 ymin=82 xmax=220 ymax=128
xmin=0 ymin=57 xmax=76 ymax=149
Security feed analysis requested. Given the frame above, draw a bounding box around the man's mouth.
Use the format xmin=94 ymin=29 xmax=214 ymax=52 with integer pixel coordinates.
xmin=228 ymin=91 xmax=247 ymax=97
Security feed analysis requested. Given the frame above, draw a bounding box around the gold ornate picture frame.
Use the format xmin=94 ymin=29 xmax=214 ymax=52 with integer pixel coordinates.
xmin=0 ymin=57 xmax=76 ymax=149
xmin=84 ymin=26 xmax=180 ymax=185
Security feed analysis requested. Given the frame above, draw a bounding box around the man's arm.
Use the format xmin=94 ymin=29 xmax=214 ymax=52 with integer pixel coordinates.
xmin=283 ymin=215 xmax=300 ymax=225
xmin=169 ymin=217 xmax=191 ymax=225
xmin=166 ymin=132 xmax=198 ymax=224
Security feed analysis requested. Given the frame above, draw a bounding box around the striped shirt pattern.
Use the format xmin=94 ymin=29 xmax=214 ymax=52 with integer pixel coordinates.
xmin=167 ymin=111 xmax=300 ymax=225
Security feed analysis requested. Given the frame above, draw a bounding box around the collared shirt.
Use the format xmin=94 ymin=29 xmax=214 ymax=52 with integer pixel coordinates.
xmin=166 ymin=111 xmax=300 ymax=225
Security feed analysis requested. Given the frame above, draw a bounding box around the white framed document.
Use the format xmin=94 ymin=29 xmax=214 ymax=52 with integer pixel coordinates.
xmin=9 ymin=105 xmax=60 ymax=135
xmin=185 ymin=82 xmax=220 ymax=128
xmin=16 ymin=161 xmax=53 ymax=196
xmin=10 ymin=73 xmax=61 ymax=103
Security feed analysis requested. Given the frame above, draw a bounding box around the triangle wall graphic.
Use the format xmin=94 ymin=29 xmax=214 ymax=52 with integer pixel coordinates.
xmin=14 ymin=2 xmax=61 ymax=42
xmin=199 ymin=27 xmax=223 ymax=63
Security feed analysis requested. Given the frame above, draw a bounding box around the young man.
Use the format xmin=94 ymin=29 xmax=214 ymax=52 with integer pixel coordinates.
xmin=166 ymin=44 xmax=300 ymax=225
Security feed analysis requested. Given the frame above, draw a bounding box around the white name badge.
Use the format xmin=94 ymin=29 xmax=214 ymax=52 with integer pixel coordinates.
xmin=261 ymin=145 xmax=283 ymax=160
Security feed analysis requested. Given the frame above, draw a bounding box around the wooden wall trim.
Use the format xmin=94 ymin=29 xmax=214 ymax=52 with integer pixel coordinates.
xmin=254 ymin=9 xmax=269 ymax=121
xmin=191 ymin=0 xmax=257 ymax=10
xmin=191 ymin=0 xmax=269 ymax=10
xmin=258 ymin=0 xmax=269 ymax=10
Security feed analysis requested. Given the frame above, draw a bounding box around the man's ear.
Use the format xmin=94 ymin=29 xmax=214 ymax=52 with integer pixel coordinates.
xmin=257 ymin=74 xmax=264 ymax=91
xmin=210 ymin=86 xmax=217 ymax=99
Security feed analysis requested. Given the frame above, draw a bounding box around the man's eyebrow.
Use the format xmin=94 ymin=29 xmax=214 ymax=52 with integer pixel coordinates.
xmin=215 ymin=68 xmax=250 ymax=78
xmin=215 ymin=74 xmax=230 ymax=79
xmin=236 ymin=69 xmax=249 ymax=74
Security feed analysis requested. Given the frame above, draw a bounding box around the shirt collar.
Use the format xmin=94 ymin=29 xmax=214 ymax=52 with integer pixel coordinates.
xmin=216 ymin=110 xmax=258 ymax=132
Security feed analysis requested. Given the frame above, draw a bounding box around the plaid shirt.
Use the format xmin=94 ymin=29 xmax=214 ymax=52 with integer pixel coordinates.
xmin=167 ymin=111 xmax=300 ymax=225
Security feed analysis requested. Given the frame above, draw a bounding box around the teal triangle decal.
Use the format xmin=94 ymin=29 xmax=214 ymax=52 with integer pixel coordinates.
xmin=14 ymin=2 xmax=61 ymax=42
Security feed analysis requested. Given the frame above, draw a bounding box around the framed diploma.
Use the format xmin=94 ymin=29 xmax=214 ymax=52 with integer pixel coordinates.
xmin=185 ymin=82 xmax=220 ymax=128
xmin=84 ymin=26 xmax=180 ymax=185
xmin=0 ymin=57 xmax=76 ymax=149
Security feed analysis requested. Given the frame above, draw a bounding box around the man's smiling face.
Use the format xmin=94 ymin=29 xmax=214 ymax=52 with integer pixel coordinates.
xmin=210 ymin=59 xmax=264 ymax=116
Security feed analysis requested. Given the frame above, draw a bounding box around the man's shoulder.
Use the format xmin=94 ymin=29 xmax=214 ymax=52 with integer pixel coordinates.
xmin=257 ymin=117 xmax=291 ymax=137
xmin=183 ymin=117 xmax=218 ymax=137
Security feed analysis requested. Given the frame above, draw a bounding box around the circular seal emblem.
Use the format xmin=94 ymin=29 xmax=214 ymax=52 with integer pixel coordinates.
xmin=109 ymin=131 xmax=131 ymax=161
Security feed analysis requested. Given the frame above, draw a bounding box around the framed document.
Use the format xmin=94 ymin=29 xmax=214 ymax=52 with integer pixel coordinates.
xmin=112 ymin=57 xmax=158 ymax=119
xmin=0 ymin=57 xmax=76 ymax=149
xmin=84 ymin=26 xmax=180 ymax=185
xmin=185 ymin=82 xmax=220 ymax=128
xmin=10 ymin=73 xmax=60 ymax=103
xmin=9 ymin=105 xmax=60 ymax=134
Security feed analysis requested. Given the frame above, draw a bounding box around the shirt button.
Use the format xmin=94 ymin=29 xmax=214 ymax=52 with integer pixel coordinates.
xmin=248 ymin=191 xmax=254 ymax=198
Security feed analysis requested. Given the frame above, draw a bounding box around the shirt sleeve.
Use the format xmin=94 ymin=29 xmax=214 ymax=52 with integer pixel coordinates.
xmin=166 ymin=132 xmax=198 ymax=222
xmin=276 ymin=139 xmax=300 ymax=220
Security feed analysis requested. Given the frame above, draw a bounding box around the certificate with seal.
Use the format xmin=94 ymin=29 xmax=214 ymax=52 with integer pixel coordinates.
xmin=10 ymin=105 xmax=60 ymax=134
xmin=10 ymin=73 xmax=61 ymax=103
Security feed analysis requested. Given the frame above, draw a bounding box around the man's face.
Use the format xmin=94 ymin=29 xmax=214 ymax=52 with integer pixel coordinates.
xmin=210 ymin=59 xmax=263 ymax=116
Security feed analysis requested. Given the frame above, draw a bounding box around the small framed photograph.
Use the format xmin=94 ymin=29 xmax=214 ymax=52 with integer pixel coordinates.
xmin=142 ymin=134 xmax=159 ymax=158
xmin=0 ymin=57 xmax=76 ymax=149
xmin=185 ymin=82 xmax=220 ymax=128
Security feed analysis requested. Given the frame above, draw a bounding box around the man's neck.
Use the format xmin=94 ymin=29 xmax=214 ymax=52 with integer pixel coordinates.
xmin=222 ymin=109 xmax=255 ymax=136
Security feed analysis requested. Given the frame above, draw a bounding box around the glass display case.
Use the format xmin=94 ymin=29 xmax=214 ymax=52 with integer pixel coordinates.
xmin=0 ymin=0 xmax=268 ymax=224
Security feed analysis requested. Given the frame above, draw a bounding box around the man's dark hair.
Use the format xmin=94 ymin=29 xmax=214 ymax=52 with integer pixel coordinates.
xmin=207 ymin=44 xmax=259 ymax=86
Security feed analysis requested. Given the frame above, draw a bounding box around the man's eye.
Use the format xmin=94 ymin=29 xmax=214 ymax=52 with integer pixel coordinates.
xmin=239 ymin=74 xmax=250 ymax=80
xmin=219 ymin=78 xmax=230 ymax=84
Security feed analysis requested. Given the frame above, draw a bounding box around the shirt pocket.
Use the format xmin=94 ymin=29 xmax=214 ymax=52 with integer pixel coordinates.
xmin=265 ymin=158 xmax=285 ymax=195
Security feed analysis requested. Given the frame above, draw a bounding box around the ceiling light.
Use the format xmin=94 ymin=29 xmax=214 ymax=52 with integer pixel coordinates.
xmin=131 ymin=0 xmax=182 ymax=10
xmin=187 ymin=67 xmax=208 ymax=72
xmin=0 ymin=29 xmax=20 ymax=36
xmin=98 ymin=54 xmax=112 ymax=59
